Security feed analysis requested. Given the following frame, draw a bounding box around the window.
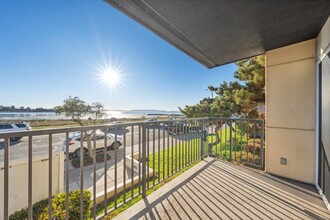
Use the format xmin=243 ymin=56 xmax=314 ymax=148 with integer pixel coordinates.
xmin=0 ymin=124 xmax=13 ymax=129
xmin=15 ymin=123 xmax=26 ymax=128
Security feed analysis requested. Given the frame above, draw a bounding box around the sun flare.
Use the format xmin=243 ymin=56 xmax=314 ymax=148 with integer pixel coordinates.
xmin=101 ymin=68 xmax=120 ymax=87
xmin=96 ymin=62 xmax=125 ymax=90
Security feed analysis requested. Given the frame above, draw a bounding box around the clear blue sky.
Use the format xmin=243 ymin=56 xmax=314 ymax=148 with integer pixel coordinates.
xmin=0 ymin=0 xmax=237 ymax=111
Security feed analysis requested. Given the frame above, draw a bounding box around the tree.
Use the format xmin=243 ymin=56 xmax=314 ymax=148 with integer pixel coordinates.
xmin=179 ymin=55 xmax=265 ymax=119
xmin=90 ymin=102 xmax=107 ymax=124
xmin=54 ymin=96 xmax=90 ymax=123
xmin=233 ymin=55 xmax=265 ymax=118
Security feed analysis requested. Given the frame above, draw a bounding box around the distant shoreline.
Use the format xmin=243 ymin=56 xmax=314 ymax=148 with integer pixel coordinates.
xmin=0 ymin=110 xmax=183 ymax=121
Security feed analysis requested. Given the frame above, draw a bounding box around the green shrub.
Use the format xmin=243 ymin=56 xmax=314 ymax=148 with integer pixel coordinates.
xmin=9 ymin=190 xmax=91 ymax=220
xmin=9 ymin=208 xmax=28 ymax=220
xmin=9 ymin=198 xmax=48 ymax=220
xmin=40 ymin=190 xmax=91 ymax=220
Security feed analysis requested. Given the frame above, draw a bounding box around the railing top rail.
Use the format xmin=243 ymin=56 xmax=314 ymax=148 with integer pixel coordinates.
xmin=208 ymin=117 xmax=264 ymax=122
xmin=0 ymin=117 xmax=263 ymax=138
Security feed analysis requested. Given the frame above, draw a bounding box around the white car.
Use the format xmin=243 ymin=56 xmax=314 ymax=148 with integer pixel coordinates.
xmin=0 ymin=122 xmax=31 ymax=141
xmin=62 ymin=130 xmax=123 ymax=157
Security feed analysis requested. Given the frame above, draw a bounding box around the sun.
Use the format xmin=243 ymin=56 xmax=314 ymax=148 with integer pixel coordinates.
xmin=101 ymin=68 xmax=121 ymax=87
xmin=96 ymin=62 xmax=124 ymax=90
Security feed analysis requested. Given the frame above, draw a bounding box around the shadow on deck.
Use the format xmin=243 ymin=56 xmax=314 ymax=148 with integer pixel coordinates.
xmin=113 ymin=157 xmax=330 ymax=220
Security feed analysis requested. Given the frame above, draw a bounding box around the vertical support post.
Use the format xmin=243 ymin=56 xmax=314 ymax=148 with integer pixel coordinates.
xmin=229 ymin=120 xmax=233 ymax=162
xmin=260 ymin=120 xmax=265 ymax=169
xmin=141 ymin=125 xmax=147 ymax=198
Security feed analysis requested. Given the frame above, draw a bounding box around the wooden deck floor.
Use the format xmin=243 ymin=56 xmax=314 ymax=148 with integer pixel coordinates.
xmin=113 ymin=157 xmax=330 ymax=220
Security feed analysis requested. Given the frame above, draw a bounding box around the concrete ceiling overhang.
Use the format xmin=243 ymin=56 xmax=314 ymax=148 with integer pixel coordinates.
xmin=104 ymin=0 xmax=330 ymax=68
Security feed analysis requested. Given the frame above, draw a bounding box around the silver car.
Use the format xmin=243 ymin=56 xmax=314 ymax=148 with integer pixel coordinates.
xmin=62 ymin=130 xmax=123 ymax=157
xmin=0 ymin=122 xmax=32 ymax=141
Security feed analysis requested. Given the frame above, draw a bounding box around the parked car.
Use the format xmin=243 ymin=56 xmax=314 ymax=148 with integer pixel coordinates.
xmin=0 ymin=122 xmax=31 ymax=141
xmin=103 ymin=121 xmax=127 ymax=131
xmin=145 ymin=118 xmax=158 ymax=126
xmin=62 ymin=130 xmax=123 ymax=157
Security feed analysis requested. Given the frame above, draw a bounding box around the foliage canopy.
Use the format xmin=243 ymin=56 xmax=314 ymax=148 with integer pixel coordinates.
xmin=179 ymin=55 xmax=265 ymax=118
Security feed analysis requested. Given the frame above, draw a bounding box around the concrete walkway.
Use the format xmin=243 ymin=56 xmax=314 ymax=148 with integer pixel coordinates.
xmin=113 ymin=158 xmax=330 ymax=220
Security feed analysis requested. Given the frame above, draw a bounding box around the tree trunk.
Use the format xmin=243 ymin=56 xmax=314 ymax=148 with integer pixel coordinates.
xmin=85 ymin=131 xmax=94 ymax=158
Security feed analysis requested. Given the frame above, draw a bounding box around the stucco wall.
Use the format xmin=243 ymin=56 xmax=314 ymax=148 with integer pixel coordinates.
xmin=265 ymin=39 xmax=316 ymax=184
xmin=0 ymin=153 xmax=64 ymax=216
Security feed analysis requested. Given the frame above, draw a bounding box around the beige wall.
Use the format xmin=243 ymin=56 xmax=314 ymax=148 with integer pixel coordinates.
xmin=265 ymin=39 xmax=316 ymax=184
xmin=0 ymin=153 xmax=64 ymax=217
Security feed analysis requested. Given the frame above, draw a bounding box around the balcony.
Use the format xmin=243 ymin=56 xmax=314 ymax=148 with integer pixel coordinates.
xmin=1 ymin=117 xmax=329 ymax=219
xmin=113 ymin=158 xmax=330 ymax=220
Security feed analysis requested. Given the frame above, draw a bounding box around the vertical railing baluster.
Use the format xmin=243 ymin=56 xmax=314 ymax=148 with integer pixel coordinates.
xmin=114 ymin=133 xmax=118 ymax=208
xmin=195 ymin=120 xmax=197 ymax=161
xmin=79 ymin=131 xmax=84 ymax=220
xmin=28 ymin=135 xmax=32 ymax=220
xmin=167 ymin=123 xmax=170 ymax=178
xmin=123 ymin=128 xmax=126 ymax=203
xmin=171 ymin=122 xmax=174 ymax=176
xmin=65 ymin=132 xmax=69 ymax=220
xmin=240 ymin=120 xmax=243 ymax=163
xmin=175 ymin=121 xmax=178 ymax=173
xmin=180 ymin=121 xmax=182 ymax=169
xmin=147 ymin=126 xmax=150 ymax=188
xmin=158 ymin=124 xmax=160 ymax=183
xmin=213 ymin=119 xmax=216 ymax=156
xmin=123 ymin=129 xmax=125 ymax=204
xmin=183 ymin=123 xmax=186 ymax=167
xmin=229 ymin=120 xmax=233 ymax=162
xmin=131 ymin=125 xmax=134 ymax=198
xmin=152 ymin=126 xmax=155 ymax=186
xmin=189 ymin=120 xmax=192 ymax=164
xmin=247 ymin=120 xmax=249 ymax=163
xmin=253 ymin=121 xmax=256 ymax=166
xmin=142 ymin=125 xmax=147 ymax=198
xmin=163 ymin=124 xmax=165 ymax=180
xmin=261 ymin=120 xmax=265 ymax=169
xmin=225 ymin=119 xmax=227 ymax=160
xmin=234 ymin=120 xmax=237 ymax=161
xmin=48 ymin=134 xmax=53 ymax=220
xmin=200 ymin=120 xmax=204 ymax=159
xmin=220 ymin=119 xmax=222 ymax=157
xmin=139 ymin=125 xmax=141 ymax=195
xmin=104 ymin=129 xmax=108 ymax=215
xmin=93 ymin=130 xmax=97 ymax=219
xmin=4 ymin=138 xmax=9 ymax=220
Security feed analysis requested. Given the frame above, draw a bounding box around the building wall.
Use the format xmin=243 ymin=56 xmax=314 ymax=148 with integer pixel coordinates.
xmin=265 ymin=39 xmax=316 ymax=184
xmin=0 ymin=153 xmax=64 ymax=216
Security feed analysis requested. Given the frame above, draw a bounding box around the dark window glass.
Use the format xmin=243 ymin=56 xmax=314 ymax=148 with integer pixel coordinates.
xmin=0 ymin=124 xmax=13 ymax=129
xmin=321 ymin=52 xmax=330 ymax=161
xmin=15 ymin=123 xmax=26 ymax=128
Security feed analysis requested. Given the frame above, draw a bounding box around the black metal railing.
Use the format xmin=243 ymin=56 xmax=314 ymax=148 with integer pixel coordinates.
xmin=0 ymin=117 xmax=264 ymax=220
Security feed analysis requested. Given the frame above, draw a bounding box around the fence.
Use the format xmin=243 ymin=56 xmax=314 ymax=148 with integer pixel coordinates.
xmin=0 ymin=117 xmax=264 ymax=219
